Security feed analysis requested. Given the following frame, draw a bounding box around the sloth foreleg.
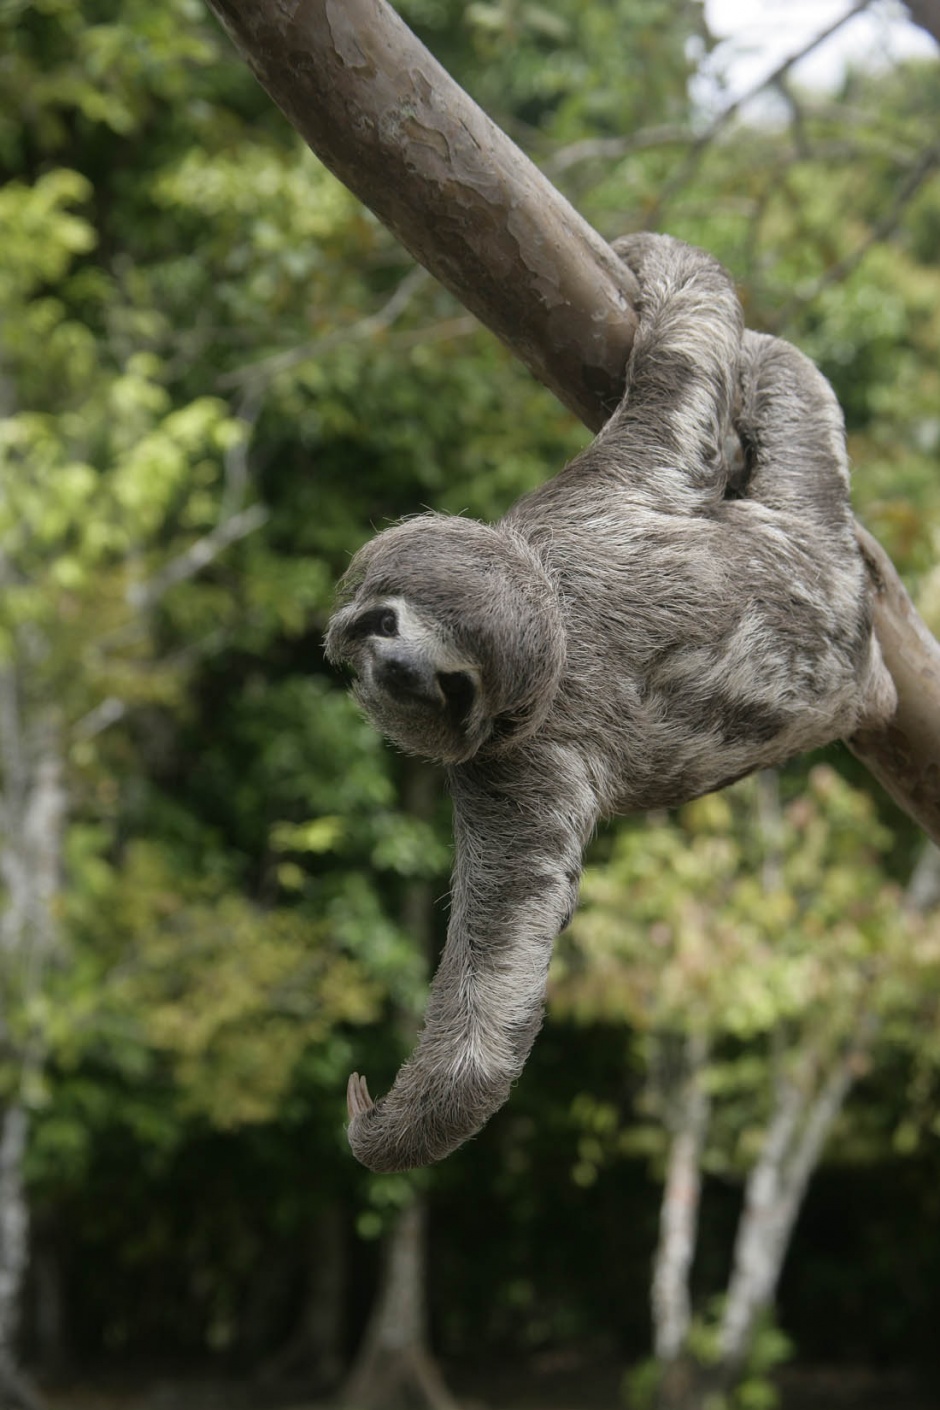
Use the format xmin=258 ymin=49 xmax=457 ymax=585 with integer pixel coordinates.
xmin=346 ymin=745 xmax=596 ymax=1171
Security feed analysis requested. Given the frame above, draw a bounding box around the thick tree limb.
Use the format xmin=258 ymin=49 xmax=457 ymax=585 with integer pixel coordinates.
xmin=202 ymin=0 xmax=940 ymax=843
xmin=204 ymin=0 xmax=637 ymax=429
xmin=905 ymin=0 xmax=940 ymax=46
xmin=849 ymin=529 xmax=940 ymax=842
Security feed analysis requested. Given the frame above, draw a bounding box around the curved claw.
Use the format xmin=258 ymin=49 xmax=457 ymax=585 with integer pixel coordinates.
xmin=346 ymin=1071 xmax=374 ymax=1121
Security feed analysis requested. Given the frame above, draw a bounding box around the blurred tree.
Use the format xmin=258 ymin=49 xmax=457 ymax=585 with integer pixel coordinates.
xmin=0 ymin=148 xmax=268 ymax=1410
xmin=552 ymin=768 xmax=940 ymax=1407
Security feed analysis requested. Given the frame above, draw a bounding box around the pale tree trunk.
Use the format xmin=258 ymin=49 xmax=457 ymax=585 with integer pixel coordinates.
xmin=650 ymin=1033 xmax=710 ymax=1410
xmin=649 ymin=774 xmax=871 ymax=1410
xmin=649 ymin=806 xmax=940 ymax=1410
xmin=0 ymin=661 xmax=66 ymax=1410
xmin=342 ymin=1199 xmax=458 ymax=1410
xmin=708 ymin=774 xmax=874 ymax=1396
xmin=0 ymin=1106 xmax=41 ymax=1410
xmin=716 ymin=1039 xmax=868 ymax=1380
xmin=342 ymin=761 xmax=456 ymax=1410
xmin=646 ymin=1035 xmax=873 ymax=1410
xmin=708 ymin=849 xmax=940 ymax=1397
xmin=0 ymin=1108 xmax=29 ymax=1354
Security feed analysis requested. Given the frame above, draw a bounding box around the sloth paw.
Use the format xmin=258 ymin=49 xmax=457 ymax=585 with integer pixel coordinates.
xmin=347 ymin=1072 xmax=374 ymax=1121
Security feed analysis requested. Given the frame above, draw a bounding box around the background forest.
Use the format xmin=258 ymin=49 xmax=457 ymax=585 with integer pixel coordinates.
xmin=1 ymin=1 xmax=940 ymax=1408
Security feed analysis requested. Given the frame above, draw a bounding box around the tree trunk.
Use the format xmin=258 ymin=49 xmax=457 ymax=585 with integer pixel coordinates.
xmin=0 ymin=1107 xmax=41 ymax=1410
xmin=651 ymin=1034 xmax=710 ymax=1370
xmin=0 ymin=1108 xmax=29 ymax=1363
xmin=258 ymin=1207 xmax=347 ymax=1392
xmin=716 ymin=1050 xmax=860 ymax=1377
xmin=650 ymin=1034 xmax=712 ymax=1410
xmin=342 ymin=760 xmax=456 ymax=1410
xmin=0 ymin=667 xmax=65 ymax=1410
xmin=647 ymin=1037 xmax=868 ymax=1410
xmin=341 ymin=1199 xmax=458 ymax=1410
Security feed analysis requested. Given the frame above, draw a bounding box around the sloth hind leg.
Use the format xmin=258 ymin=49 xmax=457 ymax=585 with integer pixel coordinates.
xmin=737 ymin=330 xmax=853 ymax=535
xmin=609 ymin=233 xmax=744 ymax=507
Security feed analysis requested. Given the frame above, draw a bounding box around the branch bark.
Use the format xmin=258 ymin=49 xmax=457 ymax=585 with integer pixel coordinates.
xmin=203 ymin=0 xmax=638 ymax=430
xmin=905 ymin=1 xmax=940 ymax=46
xmin=848 ymin=529 xmax=940 ymax=842
xmin=201 ymin=0 xmax=940 ymax=843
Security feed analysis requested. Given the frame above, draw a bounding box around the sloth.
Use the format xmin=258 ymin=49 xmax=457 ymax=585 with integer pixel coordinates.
xmin=325 ymin=233 xmax=896 ymax=1174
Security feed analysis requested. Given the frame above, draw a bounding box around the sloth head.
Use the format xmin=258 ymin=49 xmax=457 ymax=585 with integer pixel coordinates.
xmin=325 ymin=513 xmax=565 ymax=765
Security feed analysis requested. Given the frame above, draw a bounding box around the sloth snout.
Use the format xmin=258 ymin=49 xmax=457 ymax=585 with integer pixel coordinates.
xmin=377 ymin=651 xmax=435 ymax=703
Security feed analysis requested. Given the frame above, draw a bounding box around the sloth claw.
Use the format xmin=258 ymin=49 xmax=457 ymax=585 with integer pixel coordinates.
xmin=347 ymin=1072 xmax=373 ymax=1120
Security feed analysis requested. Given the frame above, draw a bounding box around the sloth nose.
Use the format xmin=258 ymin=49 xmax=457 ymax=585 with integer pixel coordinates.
xmin=377 ymin=653 xmax=427 ymax=699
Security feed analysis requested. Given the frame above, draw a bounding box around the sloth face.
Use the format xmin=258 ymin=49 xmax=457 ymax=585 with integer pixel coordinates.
xmin=325 ymin=512 xmax=567 ymax=764
xmin=326 ymin=595 xmax=490 ymax=764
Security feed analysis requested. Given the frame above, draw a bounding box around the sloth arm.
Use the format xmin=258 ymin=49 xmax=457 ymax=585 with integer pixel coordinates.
xmin=346 ymin=742 xmax=597 ymax=1172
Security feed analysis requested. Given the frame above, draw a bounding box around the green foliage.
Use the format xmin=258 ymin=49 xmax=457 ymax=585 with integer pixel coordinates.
xmin=625 ymin=1308 xmax=793 ymax=1410
xmin=106 ymin=853 xmax=378 ymax=1128
xmin=553 ymin=767 xmax=940 ymax=1189
xmin=397 ymin=0 xmax=701 ymax=140
xmin=554 ymin=767 xmax=905 ymax=1042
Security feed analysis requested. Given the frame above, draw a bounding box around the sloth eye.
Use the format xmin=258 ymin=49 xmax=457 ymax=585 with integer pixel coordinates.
xmin=353 ymin=607 xmax=398 ymax=639
xmin=437 ymin=670 xmax=475 ymax=721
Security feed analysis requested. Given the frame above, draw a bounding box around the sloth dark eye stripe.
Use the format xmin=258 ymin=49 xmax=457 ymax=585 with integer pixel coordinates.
xmin=351 ymin=607 xmax=398 ymax=639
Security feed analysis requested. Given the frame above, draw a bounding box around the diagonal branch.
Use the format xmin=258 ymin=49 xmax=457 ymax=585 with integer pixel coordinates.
xmin=848 ymin=528 xmax=940 ymax=842
xmin=204 ymin=0 xmax=638 ymax=430
xmin=905 ymin=0 xmax=940 ymax=46
xmin=651 ymin=1032 xmax=710 ymax=1363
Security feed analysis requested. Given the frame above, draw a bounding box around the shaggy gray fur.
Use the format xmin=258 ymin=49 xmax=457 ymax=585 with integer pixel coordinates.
xmin=326 ymin=234 xmax=896 ymax=1173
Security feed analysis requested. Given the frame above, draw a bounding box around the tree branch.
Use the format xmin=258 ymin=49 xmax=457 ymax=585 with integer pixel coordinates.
xmin=848 ymin=528 xmax=940 ymax=841
xmin=126 ymin=503 xmax=269 ymax=612
xmin=201 ymin=0 xmax=940 ymax=843
xmin=905 ymin=0 xmax=940 ymax=46
xmin=203 ymin=0 xmax=638 ymax=430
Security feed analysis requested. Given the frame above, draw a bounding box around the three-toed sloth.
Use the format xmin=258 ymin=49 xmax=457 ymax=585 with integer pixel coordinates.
xmin=326 ymin=234 xmax=896 ymax=1173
